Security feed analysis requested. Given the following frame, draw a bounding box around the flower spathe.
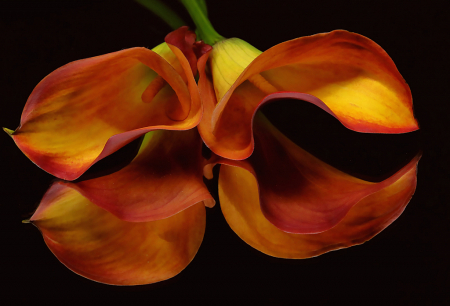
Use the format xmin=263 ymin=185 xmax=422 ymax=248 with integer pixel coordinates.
xmin=9 ymin=27 xmax=215 ymax=285
xmin=7 ymin=2 xmax=420 ymax=286
xmin=197 ymin=28 xmax=419 ymax=237
xmin=6 ymin=27 xmax=203 ymax=181
xmin=204 ymin=114 xmax=420 ymax=235
xmin=218 ymin=159 xmax=418 ymax=259
xmin=31 ymin=181 xmax=207 ymax=285
xmin=198 ymin=31 xmax=418 ymax=160
xmin=65 ymin=129 xmax=215 ymax=223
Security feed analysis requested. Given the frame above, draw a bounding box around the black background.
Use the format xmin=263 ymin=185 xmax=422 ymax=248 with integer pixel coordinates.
xmin=1 ymin=0 xmax=449 ymax=304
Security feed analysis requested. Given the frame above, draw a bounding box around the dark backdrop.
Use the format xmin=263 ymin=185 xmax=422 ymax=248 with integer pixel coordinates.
xmin=1 ymin=0 xmax=448 ymax=304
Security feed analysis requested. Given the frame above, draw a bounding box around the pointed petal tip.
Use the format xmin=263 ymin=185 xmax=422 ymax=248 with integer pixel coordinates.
xmin=22 ymin=219 xmax=31 ymax=224
xmin=3 ymin=127 xmax=14 ymax=136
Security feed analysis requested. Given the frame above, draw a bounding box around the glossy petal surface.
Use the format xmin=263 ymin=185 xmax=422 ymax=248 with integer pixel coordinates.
xmin=218 ymin=153 xmax=418 ymax=259
xmin=9 ymin=30 xmax=201 ymax=180
xmin=211 ymin=114 xmax=420 ymax=234
xmin=67 ymin=129 xmax=214 ymax=222
xmin=31 ymin=183 xmax=206 ymax=285
xmin=200 ymin=31 xmax=418 ymax=160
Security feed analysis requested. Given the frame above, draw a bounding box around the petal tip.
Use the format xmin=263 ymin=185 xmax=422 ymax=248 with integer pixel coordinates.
xmin=203 ymin=164 xmax=215 ymax=180
xmin=3 ymin=127 xmax=14 ymax=136
xmin=203 ymin=198 xmax=216 ymax=208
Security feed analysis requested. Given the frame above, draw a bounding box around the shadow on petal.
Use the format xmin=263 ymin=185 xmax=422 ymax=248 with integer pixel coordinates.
xmin=218 ymin=150 xmax=418 ymax=259
xmin=205 ymin=111 xmax=419 ymax=256
xmin=67 ymin=129 xmax=214 ymax=222
xmin=219 ymin=160 xmax=416 ymax=259
xmin=229 ymin=114 xmax=420 ymax=234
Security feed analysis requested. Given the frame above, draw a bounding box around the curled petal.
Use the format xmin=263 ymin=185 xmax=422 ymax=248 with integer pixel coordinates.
xmin=67 ymin=129 xmax=214 ymax=222
xmin=8 ymin=28 xmax=201 ymax=180
xmin=200 ymin=31 xmax=418 ymax=160
xmin=212 ymin=114 xmax=420 ymax=234
xmin=208 ymin=38 xmax=262 ymax=103
xmin=165 ymin=26 xmax=200 ymax=75
xmin=31 ymin=182 xmax=206 ymax=285
xmin=218 ymin=157 xmax=417 ymax=258
xmin=197 ymin=47 xmax=218 ymax=152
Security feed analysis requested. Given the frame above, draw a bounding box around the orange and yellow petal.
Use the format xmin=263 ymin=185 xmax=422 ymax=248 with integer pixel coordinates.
xmin=67 ymin=129 xmax=214 ymax=222
xmin=201 ymin=31 xmax=418 ymax=160
xmin=31 ymin=182 xmax=206 ymax=285
xmin=211 ymin=113 xmax=420 ymax=234
xmin=218 ymin=155 xmax=417 ymax=258
xmin=8 ymin=28 xmax=202 ymax=180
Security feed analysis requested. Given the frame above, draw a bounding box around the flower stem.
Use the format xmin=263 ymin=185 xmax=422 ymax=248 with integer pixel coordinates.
xmin=196 ymin=0 xmax=208 ymax=18
xmin=179 ymin=0 xmax=224 ymax=45
xmin=135 ymin=0 xmax=186 ymax=30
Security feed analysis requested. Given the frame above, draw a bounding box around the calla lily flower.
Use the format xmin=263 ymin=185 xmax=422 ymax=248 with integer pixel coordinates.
xmin=30 ymin=128 xmax=214 ymax=285
xmin=198 ymin=32 xmax=418 ymax=160
xmin=5 ymin=26 xmax=207 ymax=181
xmin=7 ymin=0 xmax=420 ymax=286
xmin=190 ymin=2 xmax=419 ymax=254
xmin=203 ymin=114 xmax=419 ymax=257
xmin=7 ymin=26 xmax=214 ymax=285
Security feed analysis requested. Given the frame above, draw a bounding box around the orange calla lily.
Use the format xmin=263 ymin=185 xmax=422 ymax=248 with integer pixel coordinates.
xmin=7 ymin=0 xmax=420 ymax=286
xmin=65 ymin=129 xmax=214 ymax=223
xmin=5 ymin=26 xmax=204 ymax=181
xmin=217 ymin=156 xmax=418 ymax=259
xmin=29 ymin=127 xmax=214 ymax=285
xmin=205 ymin=114 xmax=420 ymax=235
xmin=8 ymin=26 xmax=214 ymax=285
xmin=31 ymin=181 xmax=207 ymax=285
xmin=204 ymin=114 xmax=419 ymax=257
xmin=194 ymin=5 xmax=419 ymax=257
xmin=198 ymin=31 xmax=418 ymax=160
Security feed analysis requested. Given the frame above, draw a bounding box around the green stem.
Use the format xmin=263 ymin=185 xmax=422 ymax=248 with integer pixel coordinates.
xmin=196 ymin=0 xmax=208 ymax=18
xmin=135 ymin=0 xmax=186 ymax=30
xmin=179 ymin=0 xmax=224 ymax=45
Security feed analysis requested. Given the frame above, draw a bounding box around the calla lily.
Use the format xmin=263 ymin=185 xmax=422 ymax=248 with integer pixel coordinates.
xmin=31 ymin=185 xmax=206 ymax=286
xmin=7 ymin=26 xmax=214 ymax=285
xmin=197 ymin=32 xmax=418 ymax=160
xmin=4 ymin=26 xmax=207 ymax=181
xmin=203 ymin=114 xmax=419 ymax=257
xmin=30 ymin=128 xmax=214 ymax=285
xmin=7 ymin=0 xmax=420 ymax=286
xmin=189 ymin=1 xmax=419 ymax=252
